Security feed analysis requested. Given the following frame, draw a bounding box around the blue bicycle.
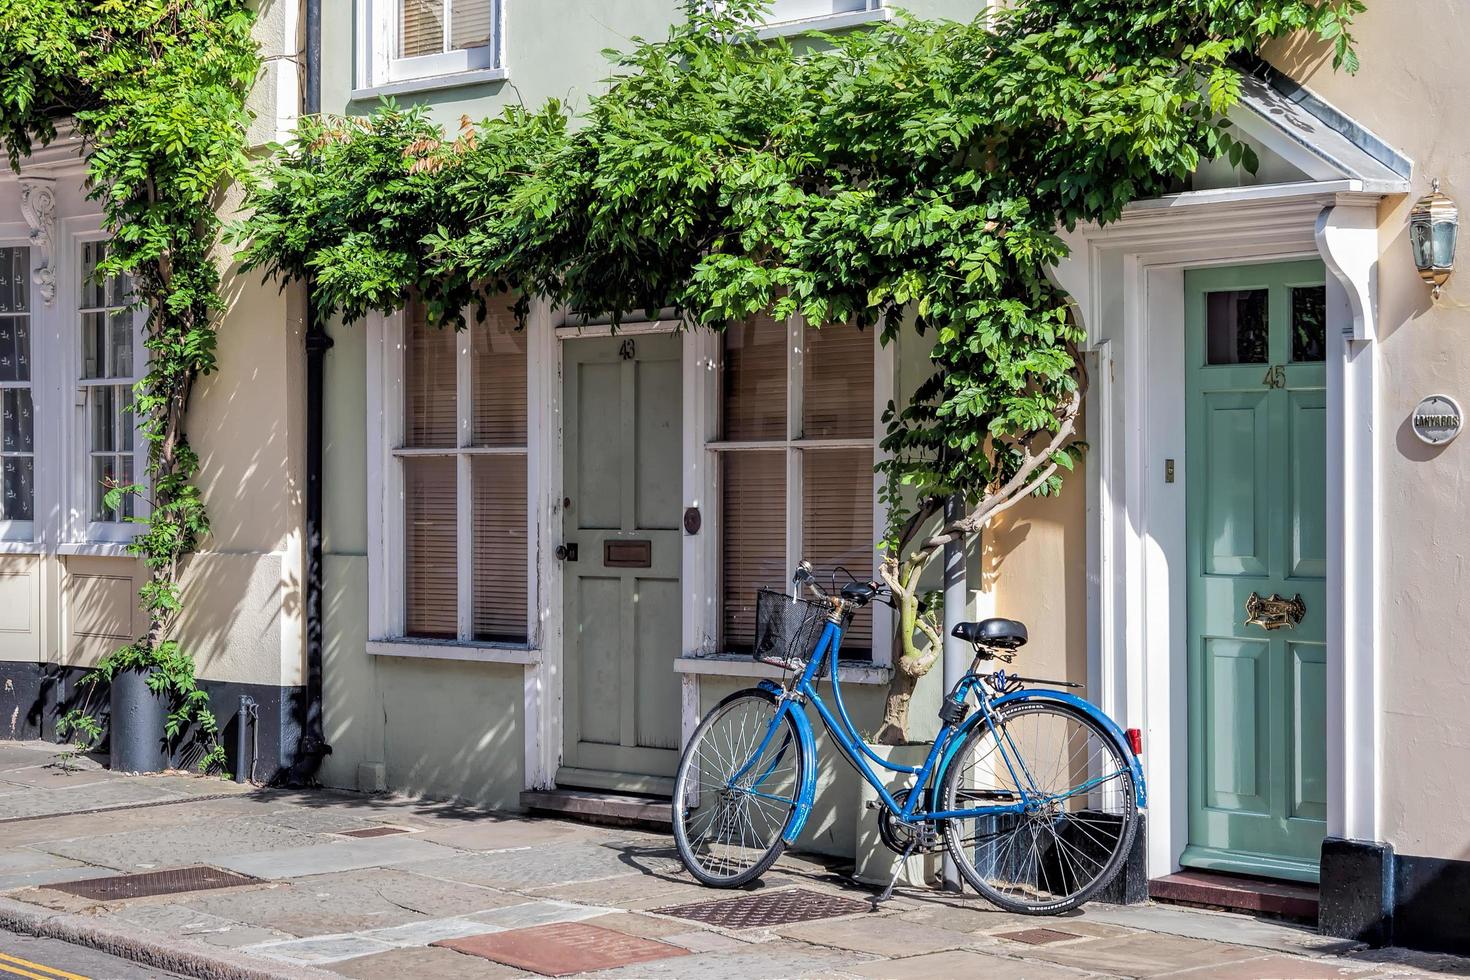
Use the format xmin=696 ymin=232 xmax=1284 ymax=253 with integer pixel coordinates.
xmin=672 ymin=561 xmax=1145 ymax=914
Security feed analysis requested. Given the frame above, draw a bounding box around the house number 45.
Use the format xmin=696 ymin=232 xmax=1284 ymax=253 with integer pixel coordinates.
xmin=1262 ymin=365 xmax=1287 ymax=389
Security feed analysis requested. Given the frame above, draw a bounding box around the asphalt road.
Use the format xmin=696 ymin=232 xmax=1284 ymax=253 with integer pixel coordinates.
xmin=0 ymin=931 xmax=184 ymax=980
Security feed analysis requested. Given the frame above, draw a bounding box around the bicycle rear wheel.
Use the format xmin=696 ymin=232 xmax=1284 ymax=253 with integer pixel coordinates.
xmin=940 ymin=700 xmax=1137 ymax=914
xmin=672 ymin=688 xmax=808 ymax=888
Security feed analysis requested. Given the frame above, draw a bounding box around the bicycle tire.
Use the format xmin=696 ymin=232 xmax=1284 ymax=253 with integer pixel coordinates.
xmin=939 ymin=699 xmax=1138 ymax=914
xmin=672 ymin=687 xmax=808 ymax=888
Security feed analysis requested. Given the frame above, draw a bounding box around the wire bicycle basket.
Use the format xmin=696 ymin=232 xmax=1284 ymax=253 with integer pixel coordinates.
xmin=753 ymin=588 xmax=831 ymax=672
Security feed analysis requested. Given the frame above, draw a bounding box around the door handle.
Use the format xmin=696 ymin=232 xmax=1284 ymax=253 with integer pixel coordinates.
xmin=554 ymin=543 xmax=578 ymax=562
xmin=1244 ymin=591 xmax=1304 ymax=630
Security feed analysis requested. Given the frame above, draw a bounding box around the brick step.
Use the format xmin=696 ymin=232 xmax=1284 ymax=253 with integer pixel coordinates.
xmin=520 ymin=788 xmax=673 ymax=829
xmin=1149 ymin=870 xmax=1318 ymax=923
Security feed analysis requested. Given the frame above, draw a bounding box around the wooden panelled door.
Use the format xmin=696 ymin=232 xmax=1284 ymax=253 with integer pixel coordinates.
xmin=559 ymin=333 xmax=683 ymax=795
xmin=1183 ymin=260 xmax=1328 ymax=882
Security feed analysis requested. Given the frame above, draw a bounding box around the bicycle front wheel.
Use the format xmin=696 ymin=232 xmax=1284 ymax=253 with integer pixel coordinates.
xmin=940 ymin=700 xmax=1137 ymax=914
xmin=672 ymin=688 xmax=808 ymax=888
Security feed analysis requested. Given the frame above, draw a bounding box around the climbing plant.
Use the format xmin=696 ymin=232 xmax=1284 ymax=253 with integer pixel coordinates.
xmin=240 ymin=0 xmax=1363 ymax=742
xmin=1 ymin=0 xmax=261 ymax=770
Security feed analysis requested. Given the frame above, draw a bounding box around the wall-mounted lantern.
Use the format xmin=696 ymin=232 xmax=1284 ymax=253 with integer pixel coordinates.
xmin=1409 ymin=178 xmax=1458 ymax=299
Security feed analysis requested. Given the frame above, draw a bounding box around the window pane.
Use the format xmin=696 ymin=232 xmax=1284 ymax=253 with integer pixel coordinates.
xmin=803 ymin=323 xmax=873 ymax=439
xmin=400 ymin=0 xmax=444 ymax=57
xmin=0 ymin=317 xmax=28 ymax=383
xmin=472 ymin=455 xmax=527 ymax=642
xmin=81 ymin=241 xmax=127 ymax=309
xmin=450 ymin=0 xmax=492 ymax=50
xmin=91 ymin=455 xmax=133 ymax=522
xmin=1205 ymin=289 xmax=1269 ymax=365
xmin=802 ymin=448 xmax=874 ymax=657
xmin=404 ymin=456 xmax=457 ymax=638
xmin=405 ymin=297 xmax=458 ymax=448
xmin=2 ymin=390 xmax=31 ymax=454
xmin=0 ymin=247 xmax=29 ymax=315
xmin=471 ymin=299 xmax=526 ymax=446
xmin=1291 ymin=285 xmax=1327 ymax=362
xmin=768 ymin=0 xmax=869 ymax=20
xmin=2 ymin=457 xmax=31 ymax=521
xmin=90 ymin=386 xmax=133 ymax=454
xmin=721 ymin=451 xmax=786 ymax=651
xmin=722 ymin=314 xmax=786 ymax=441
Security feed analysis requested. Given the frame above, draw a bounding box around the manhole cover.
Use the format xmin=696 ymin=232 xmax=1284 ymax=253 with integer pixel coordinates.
xmin=653 ymin=887 xmax=869 ymax=929
xmin=338 ymin=826 xmax=410 ymax=838
xmin=49 ymin=866 xmax=259 ymax=901
xmin=996 ymin=927 xmax=1079 ymax=945
xmin=434 ymin=922 xmax=686 ymax=977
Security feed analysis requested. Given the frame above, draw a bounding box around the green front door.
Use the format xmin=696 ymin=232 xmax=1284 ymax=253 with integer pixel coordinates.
xmin=1183 ymin=260 xmax=1328 ymax=883
xmin=560 ymin=333 xmax=683 ymax=795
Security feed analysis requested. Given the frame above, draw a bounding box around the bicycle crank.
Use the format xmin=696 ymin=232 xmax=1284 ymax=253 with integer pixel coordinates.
xmin=877 ymin=790 xmax=944 ymax=854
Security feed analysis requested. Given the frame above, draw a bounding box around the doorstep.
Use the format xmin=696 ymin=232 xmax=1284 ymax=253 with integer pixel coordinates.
xmin=1149 ymin=869 xmax=1318 ymax=923
xmin=520 ymin=788 xmax=673 ymax=829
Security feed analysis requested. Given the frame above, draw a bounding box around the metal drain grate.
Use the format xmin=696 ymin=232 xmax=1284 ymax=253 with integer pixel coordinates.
xmin=995 ymin=927 xmax=1079 ymax=946
xmin=338 ymin=826 xmax=410 ymax=838
xmin=653 ymin=887 xmax=869 ymax=929
xmin=49 ymin=865 xmax=259 ymax=901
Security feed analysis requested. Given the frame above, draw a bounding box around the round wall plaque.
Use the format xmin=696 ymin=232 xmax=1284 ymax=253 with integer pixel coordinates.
xmin=1411 ymin=394 xmax=1463 ymax=446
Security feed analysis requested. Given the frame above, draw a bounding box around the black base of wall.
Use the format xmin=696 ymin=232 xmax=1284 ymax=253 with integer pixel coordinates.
xmin=1096 ymin=812 xmax=1149 ymax=905
xmin=0 ymin=661 xmax=302 ymax=785
xmin=1320 ymin=836 xmax=1470 ymax=955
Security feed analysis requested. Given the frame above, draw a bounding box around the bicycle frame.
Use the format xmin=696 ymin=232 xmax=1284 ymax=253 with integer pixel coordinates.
xmin=735 ymin=611 xmax=1144 ymax=845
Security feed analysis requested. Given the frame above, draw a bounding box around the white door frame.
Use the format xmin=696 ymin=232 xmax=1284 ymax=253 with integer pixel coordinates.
xmin=1053 ymin=183 xmax=1386 ymax=879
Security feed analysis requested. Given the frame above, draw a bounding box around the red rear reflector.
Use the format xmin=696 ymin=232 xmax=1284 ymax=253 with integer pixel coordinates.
xmin=1126 ymin=728 xmax=1143 ymax=755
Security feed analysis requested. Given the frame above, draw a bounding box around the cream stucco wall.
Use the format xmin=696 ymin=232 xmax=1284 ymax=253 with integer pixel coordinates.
xmin=1267 ymin=5 xmax=1470 ymax=862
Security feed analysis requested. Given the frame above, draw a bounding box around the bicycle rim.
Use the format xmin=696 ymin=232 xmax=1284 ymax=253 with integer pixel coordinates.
xmin=941 ymin=700 xmax=1137 ymax=914
xmin=672 ymin=689 xmax=805 ymax=887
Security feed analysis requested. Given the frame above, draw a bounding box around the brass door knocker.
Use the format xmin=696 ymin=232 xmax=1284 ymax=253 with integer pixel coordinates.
xmin=1244 ymin=591 xmax=1306 ymax=630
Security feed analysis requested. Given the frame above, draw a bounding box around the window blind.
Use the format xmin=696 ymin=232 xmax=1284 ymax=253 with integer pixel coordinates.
xmin=400 ymin=0 xmax=444 ymax=57
xmin=405 ymin=297 xmax=457 ymax=447
xmin=450 ymin=0 xmax=493 ymax=50
xmin=721 ymin=451 xmax=786 ymax=650
xmin=472 ymin=303 xmax=526 ymax=446
xmin=803 ymin=323 xmax=873 ymax=439
xmin=722 ymin=314 xmax=786 ymax=441
xmin=802 ymin=447 xmax=875 ymax=655
xmin=404 ymin=456 xmax=457 ymax=638
xmin=472 ymin=456 xmax=527 ymax=642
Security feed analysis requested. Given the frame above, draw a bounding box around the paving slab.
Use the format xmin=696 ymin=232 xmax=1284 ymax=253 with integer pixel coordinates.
xmin=467 ymin=900 xmax=617 ymax=931
xmin=582 ymin=941 xmax=876 ymax=978
xmin=1021 ymin=931 xmax=1274 ymax=977
xmin=214 ymin=834 xmax=462 ymax=879
xmin=850 ymin=948 xmax=1094 ymax=979
xmin=1080 ymin=903 xmax=1361 ymax=956
xmin=1162 ymin=953 xmax=1384 ymax=979
xmin=0 ymin=780 xmax=185 ymax=821
xmin=0 ymin=866 xmax=111 ymax=894
xmin=0 ymin=766 xmax=116 ymax=791
xmin=35 ymin=814 xmax=329 ymax=871
xmin=528 ymin=870 xmax=709 ymax=909
xmin=179 ymin=868 xmax=520 ymax=937
xmin=246 ymin=934 xmax=400 ymax=964
xmin=360 ymin=917 xmax=508 ymax=948
xmin=405 ymin=843 xmax=656 ymax=891
xmin=434 ymin=921 xmax=689 ymax=977
xmin=106 ymin=901 xmax=296 ymax=948
xmin=580 ymin=911 xmax=711 ymax=941
xmin=328 ymin=945 xmax=528 ymax=979
xmin=777 ymin=913 xmax=978 ymax=956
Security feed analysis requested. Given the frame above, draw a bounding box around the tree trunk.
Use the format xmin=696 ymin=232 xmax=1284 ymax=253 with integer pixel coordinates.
xmin=876 ymin=665 xmax=919 ymax=746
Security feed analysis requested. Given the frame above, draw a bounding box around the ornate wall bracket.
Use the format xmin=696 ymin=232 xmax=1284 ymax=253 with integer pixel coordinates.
xmin=1315 ymin=202 xmax=1379 ymax=342
xmin=18 ymin=179 xmax=57 ymax=305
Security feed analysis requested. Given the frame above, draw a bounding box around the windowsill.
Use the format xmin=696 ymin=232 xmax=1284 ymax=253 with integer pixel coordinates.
xmin=674 ymin=653 xmax=891 ymax=685
xmin=350 ymin=67 xmax=510 ymax=102
xmin=367 ymin=637 xmax=540 ymax=666
xmin=755 ymin=8 xmax=892 ymax=40
xmin=0 ymin=541 xmax=44 ymax=556
xmin=56 ymin=541 xmax=137 ymax=558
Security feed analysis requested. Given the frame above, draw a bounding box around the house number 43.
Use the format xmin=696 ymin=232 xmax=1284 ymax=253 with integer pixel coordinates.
xmin=1261 ymin=364 xmax=1287 ymax=389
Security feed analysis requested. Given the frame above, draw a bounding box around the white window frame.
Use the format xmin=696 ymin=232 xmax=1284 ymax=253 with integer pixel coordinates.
xmin=354 ymin=0 xmax=508 ymax=100
xmin=0 ymin=230 xmax=36 ymax=545
xmin=755 ymin=0 xmax=890 ymax=39
xmin=365 ymin=305 xmax=541 ymax=664
xmin=703 ymin=316 xmax=894 ymax=667
xmin=66 ymin=227 xmax=147 ymax=547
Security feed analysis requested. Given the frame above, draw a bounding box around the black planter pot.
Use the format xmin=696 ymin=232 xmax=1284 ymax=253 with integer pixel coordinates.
xmin=109 ymin=669 xmax=171 ymax=773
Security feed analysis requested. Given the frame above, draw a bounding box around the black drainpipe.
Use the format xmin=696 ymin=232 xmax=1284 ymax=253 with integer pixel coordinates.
xmin=285 ymin=0 xmax=332 ymax=785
